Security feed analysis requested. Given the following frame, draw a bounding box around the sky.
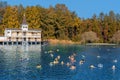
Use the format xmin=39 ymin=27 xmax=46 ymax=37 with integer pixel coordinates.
xmin=2 ymin=0 xmax=120 ymax=19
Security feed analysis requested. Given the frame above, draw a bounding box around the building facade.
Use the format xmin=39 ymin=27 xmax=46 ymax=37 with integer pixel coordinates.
xmin=3 ymin=15 xmax=41 ymax=45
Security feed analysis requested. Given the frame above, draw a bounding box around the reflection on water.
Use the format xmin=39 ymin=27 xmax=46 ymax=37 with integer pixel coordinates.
xmin=0 ymin=45 xmax=41 ymax=52
xmin=0 ymin=45 xmax=120 ymax=80
xmin=0 ymin=45 xmax=41 ymax=80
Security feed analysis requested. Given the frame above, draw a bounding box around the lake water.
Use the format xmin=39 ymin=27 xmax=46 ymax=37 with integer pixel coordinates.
xmin=0 ymin=44 xmax=120 ymax=80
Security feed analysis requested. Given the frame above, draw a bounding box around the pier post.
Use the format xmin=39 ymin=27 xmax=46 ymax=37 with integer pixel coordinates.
xmin=35 ymin=41 xmax=37 ymax=45
xmin=12 ymin=42 xmax=13 ymax=46
xmin=22 ymin=42 xmax=23 ymax=46
xmin=3 ymin=41 xmax=4 ymax=46
xmin=7 ymin=41 xmax=8 ymax=45
xmin=17 ymin=41 xmax=18 ymax=46
xmin=29 ymin=42 xmax=30 ymax=45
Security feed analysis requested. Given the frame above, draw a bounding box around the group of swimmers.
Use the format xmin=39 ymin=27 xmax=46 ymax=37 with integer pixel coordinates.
xmin=36 ymin=49 xmax=117 ymax=71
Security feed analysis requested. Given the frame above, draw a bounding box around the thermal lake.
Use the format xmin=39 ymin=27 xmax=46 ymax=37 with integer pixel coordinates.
xmin=0 ymin=44 xmax=120 ymax=80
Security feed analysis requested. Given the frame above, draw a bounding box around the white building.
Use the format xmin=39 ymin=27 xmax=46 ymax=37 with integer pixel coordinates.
xmin=1 ymin=15 xmax=41 ymax=45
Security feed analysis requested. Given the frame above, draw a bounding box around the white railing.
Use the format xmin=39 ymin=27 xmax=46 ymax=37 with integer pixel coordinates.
xmin=6 ymin=35 xmax=41 ymax=38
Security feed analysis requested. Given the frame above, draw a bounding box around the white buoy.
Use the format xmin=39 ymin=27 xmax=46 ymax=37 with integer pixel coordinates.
xmin=98 ymin=63 xmax=103 ymax=68
xmin=82 ymin=55 xmax=85 ymax=58
xmin=48 ymin=50 xmax=53 ymax=53
xmin=56 ymin=49 xmax=59 ymax=52
xmin=113 ymin=59 xmax=117 ymax=63
xmin=44 ymin=51 xmax=47 ymax=54
xmin=36 ymin=64 xmax=42 ymax=69
xmin=66 ymin=62 xmax=70 ymax=67
xmin=53 ymin=60 xmax=59 ymax=64
xmin=79 ymin=59 xmax=85 ymax=65
xmin=68 ymin=56 xmax=70 ymax=59
xmin=61 ymin=61 xmax=64 ymax=65
xmin=70 ymin=65 xmax=76 ymax=70
xmin=97 ymin=55 xmax=101 ymax=58
xmin=90 ymin=65 xmax=96 ymax=69
xmin=79 ymin=60 xmax=83 ymax=65
xmin=50 ymin=54 xmax=54 ymax=58
xmin=57 ymin=55 xmax=60 ymax=60
xmin=49 ymin=62 xmax=53 ymax=66
xmin=112 ymin=65 xmax=116 ymax=70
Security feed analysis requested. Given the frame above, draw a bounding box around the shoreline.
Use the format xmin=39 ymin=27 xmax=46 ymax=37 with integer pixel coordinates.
xmin=86 ymin=43 xmax=117 ymax=45
xmin=47 ymin=39 xmax=117 ymax=45
xmin=48 ymin=39 xmax=80 ymax=45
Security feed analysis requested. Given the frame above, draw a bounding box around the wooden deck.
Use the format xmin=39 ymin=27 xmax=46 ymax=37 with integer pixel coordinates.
xmin=0 ymin=41 xmax=40 ymax=45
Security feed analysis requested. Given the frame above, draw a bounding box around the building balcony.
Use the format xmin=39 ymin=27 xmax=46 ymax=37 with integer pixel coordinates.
xmin=6 ymin=35 xmax=41 ymax=38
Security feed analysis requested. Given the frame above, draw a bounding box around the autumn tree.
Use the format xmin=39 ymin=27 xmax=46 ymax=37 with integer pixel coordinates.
xmin=25 ymin=6 xmax=41 ymax=29
xmin=0 ymin=1 xmax=7 ymax=35
xmin=0 ymin=3 xmax=120 ymax=43
xmin=2 ymin=6 xmax=19 ymax=29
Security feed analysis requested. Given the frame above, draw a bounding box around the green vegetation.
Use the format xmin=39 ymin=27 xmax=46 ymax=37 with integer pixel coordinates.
xmin=0 ymin=1 xmax=120 ymax=43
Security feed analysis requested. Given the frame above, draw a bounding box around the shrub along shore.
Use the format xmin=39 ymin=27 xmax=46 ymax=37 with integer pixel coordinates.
xmin=48 ymin=39 xmax=117 ymax=45
xmin=48 ymin=39 xmax=80 ymax=45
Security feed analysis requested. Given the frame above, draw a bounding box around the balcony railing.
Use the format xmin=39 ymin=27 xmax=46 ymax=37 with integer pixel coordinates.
xmin=6 ymin=34 xmax=41 ymax=37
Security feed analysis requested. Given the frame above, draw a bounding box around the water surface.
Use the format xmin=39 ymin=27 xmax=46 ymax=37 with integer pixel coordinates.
xmin=0 ymin=44 xmax=120 ymax=80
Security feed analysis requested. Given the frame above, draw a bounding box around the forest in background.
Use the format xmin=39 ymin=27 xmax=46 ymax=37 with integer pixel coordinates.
xmin=0 ymin=1 xmax=120 ymax=43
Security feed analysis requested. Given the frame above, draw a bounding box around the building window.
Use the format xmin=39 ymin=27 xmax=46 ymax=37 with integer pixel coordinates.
xmin=8 ymin=37 xmax=11 ymax=41
xmin=23 ymin=32 xmax=26 ymax=36
xmin=28 ymin=38 xmax=30 ymax=41
xmin=24 ymin=38 xmax=26 ymax=41
xmin=17 ymin=32 xmax=19 ymax=36
xmin=32 ymin=32 xmax=34 ymax=36
xmin=16 ymin=38 xmax=18 ymax=41
xmin=7 ymin=31 xmax=10 ymax=34
xmin=35 ymin=38 xmax=37 ymax=41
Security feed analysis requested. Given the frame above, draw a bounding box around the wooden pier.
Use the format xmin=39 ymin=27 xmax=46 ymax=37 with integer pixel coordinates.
xmin=0 ymin=41 xmax=48 ymax=45
xmin=0 ymin=41 xmax=41 ymax=45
